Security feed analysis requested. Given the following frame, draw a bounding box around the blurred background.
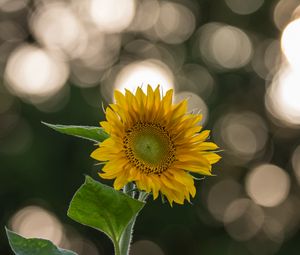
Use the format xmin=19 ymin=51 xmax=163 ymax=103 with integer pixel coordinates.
xmin=1 ymin=0 xmax=300 ymax=254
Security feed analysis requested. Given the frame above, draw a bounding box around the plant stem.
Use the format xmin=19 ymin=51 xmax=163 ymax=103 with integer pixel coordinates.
xmin=114 ymin=240 xmax=121 ymax=255
xmin=118 ymin=184 xmax=149 ymax=255
xmin=119 ymin=216 xmax=136 ymax=255
xmin=138 ymin=191 xmax=149 ymax=202
xmin=118 ymin=183 xmax=136 ymax=255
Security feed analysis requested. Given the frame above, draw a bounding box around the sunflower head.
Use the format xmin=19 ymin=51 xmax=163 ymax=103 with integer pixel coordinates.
xmin=91 ymin=85 xmax=221 ymax=205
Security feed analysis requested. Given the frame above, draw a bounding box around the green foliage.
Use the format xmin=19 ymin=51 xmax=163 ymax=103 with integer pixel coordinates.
xmin=67 ymin=176 xmax=145 ymax=253
xmin=5 ymin=228 xmax=77 ymax=255
xmin=42 ymin=122 xmax=109 ymax=143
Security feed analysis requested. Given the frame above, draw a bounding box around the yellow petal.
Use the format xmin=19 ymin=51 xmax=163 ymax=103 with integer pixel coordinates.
xmin=174 ymin=161 xmax=212 ymax=175
xmin=100 ymin=121 xmax=111 ymax=134
xmin=201 ymin=153 xmax=221 ymax=164
xmin=190 ymin=130 xmax=210 ymax=143
xmin=170 ymin=100 xmax=188 ymax=121
xmin=113 ymin=171 xmax=129 ymax=190
xmin=198 ymin=142 xmax=219 ymax=150
xmin=114 ymin=90 xmax=126 ymax=107
xmin=162 ymin=89 xmax=173 ymax=113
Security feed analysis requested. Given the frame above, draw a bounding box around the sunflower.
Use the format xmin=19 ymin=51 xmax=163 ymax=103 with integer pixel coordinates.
xmin=91 ymin=85 xmax=221 ymax=205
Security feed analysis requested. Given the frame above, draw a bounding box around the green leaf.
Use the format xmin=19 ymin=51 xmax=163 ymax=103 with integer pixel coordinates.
xmin=67 ymin=176 xmax=144 ymax=245
xmin=42 ymin=122 xmax=109 ymax=143
xmin=5 ymin=228 xmax=77 ymax=255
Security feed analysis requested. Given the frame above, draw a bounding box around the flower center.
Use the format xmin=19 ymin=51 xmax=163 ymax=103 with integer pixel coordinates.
xmin=123 ymin=122 xmax=176 ymax=175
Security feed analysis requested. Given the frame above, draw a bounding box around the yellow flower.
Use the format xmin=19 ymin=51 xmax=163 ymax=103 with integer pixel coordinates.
xmin=91 ymin=85 xmax=221 ymax=205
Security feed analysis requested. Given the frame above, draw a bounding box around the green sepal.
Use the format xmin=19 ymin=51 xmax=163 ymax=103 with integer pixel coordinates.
xmin=67 ymin=176 xmax=145 ymax=248
xmin=5 ymin=228 xmax=77 ymax=255
xmin=42 ymin=122 xmax=109 ymax=143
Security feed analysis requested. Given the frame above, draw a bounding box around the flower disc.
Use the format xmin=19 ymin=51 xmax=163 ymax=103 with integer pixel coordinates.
xmin=124 ymin=122 xmax=175 ymax=175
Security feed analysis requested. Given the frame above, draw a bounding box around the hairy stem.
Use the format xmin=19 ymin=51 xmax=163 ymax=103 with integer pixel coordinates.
xmin=119 ymin=216 xmax=136 ymax=255
xmin=114 ymin=240 xmax=121 ymax=255
xmin=118 ymin=184 xmax=148 ymax=255
xmin=118 ymin=183 xmax=136 ymax=255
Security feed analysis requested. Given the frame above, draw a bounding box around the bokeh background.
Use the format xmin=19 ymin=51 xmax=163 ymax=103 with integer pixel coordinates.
xmin=1 ymin=0 xmax=300 ymax=254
